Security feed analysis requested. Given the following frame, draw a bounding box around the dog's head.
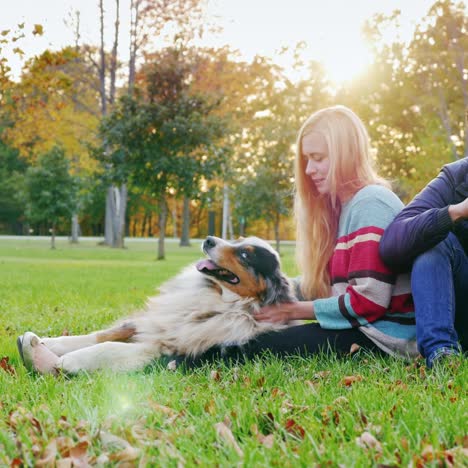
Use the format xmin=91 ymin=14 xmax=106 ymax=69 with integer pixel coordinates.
xmin=196 ymin=236 xmax=295 ymax=305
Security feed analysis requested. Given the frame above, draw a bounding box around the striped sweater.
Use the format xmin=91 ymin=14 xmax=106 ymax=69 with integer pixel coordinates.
xmin=313 ymin=185 xmax=418 ymax=358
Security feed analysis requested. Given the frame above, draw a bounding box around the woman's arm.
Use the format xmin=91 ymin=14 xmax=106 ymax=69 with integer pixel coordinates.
xmin=255 ymin=301 xmax=316 ymax=324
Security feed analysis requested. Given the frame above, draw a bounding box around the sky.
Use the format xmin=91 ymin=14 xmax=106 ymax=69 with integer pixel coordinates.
xmin=1 ymin=0 xmax=441 ymax=84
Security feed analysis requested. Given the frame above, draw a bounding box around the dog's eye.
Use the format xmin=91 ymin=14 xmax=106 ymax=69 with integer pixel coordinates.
xmin=240 ymin=250 xmax=249 ymax=260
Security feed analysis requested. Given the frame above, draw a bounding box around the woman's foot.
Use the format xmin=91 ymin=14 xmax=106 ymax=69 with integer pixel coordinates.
xmin=18 ymin=332 xmax=60 ymax=375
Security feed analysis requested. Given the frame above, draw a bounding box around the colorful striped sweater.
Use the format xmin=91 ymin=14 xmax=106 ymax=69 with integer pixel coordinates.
xmin=313 ymin=185 xmax=418 ymax=358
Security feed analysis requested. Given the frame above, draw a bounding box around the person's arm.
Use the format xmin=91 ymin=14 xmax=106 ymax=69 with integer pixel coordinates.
xmin=255 ymin=301 xmax=316 ymax=323
xmin=379 ymin=167 xmax=461 ymax=270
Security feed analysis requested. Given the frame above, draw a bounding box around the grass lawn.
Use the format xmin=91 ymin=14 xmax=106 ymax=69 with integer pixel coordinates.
xmin=0 ymin=238 xmax=466 ymax=466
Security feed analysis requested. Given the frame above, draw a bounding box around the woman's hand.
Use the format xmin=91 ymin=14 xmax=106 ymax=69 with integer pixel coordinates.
xmin=255 ymin=301 xmax=316 ymax=324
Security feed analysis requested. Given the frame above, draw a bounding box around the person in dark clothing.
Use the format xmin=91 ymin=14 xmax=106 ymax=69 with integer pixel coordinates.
xmin=379 ymin=157 xmax=468 ymax=367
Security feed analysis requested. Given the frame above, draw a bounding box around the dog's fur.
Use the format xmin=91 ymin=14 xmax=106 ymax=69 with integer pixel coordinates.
xmin=20 ymin=236 xmax=296 ymax=374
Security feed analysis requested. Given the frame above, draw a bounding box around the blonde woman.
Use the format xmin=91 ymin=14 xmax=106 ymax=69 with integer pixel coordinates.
xmin=184 ymin=105 xmax=418 ymax=366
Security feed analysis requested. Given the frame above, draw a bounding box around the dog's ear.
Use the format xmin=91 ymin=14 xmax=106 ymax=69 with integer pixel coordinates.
xmin=262 ymin=270 xmax=296 ymax=306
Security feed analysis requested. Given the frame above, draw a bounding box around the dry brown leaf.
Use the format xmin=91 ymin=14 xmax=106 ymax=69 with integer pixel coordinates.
xmin=342 ymin=375 xmax=363 ymax=387
xmin=443 ymin=447 xmax=468 ymax=467
xmin=108 ymin=445 xmax=140 ymax=463
xmin=350 ymin=343 xmax=361 ymax=354
xmin=147 ymin=401 xmax=177 ymax=417
xmin=36 ymin=439 xmax=58 ymax=467
xmin=100 ymin=431 xmax=139 ymax=463
xmin=356 ymin=431 xmax=382 ymax=452
xmin=284 ymin=419 xmax=306 ymax=439
xmin=214 ymin=422 xmax=243 ymax=457
xmin=56 ymin=458 xmax=72 ymax=468
xmin=70 ymin=440 xmax=90 ymax=466
xmin=271 ymin=387 xmax=285 ymax=397
xmin=0 ymin=356 xmax=16 ymax=375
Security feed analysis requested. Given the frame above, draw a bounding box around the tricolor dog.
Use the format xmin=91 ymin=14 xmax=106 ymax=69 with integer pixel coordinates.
xmin=18 ymin=236 xmax=295 ymax=374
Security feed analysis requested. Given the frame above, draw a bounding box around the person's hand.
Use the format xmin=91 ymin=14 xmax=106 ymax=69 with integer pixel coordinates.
xmin=255 ymin=301 xmax=315 ymax=324
xmin=449 ymin=198 xmax=468 ymax=222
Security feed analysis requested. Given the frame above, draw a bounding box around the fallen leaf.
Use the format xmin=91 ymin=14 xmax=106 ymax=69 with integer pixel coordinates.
xmin=342 ymin=375 xmax=363 ymax=387
xmin=55 ymin=436 xmax=73 ymax=457
xmin=214 ymin=422 xmax=243 ymax=457
xmin=350 ymin=343 xmax=361 ymax=354
xmin=56 ymin=458 xmax=72 ymax=468
xmin=271 ymin=387 xmax=285 ymax=397
xmin=0 ymin=357 xmax=16 ymax=375
xmin=70 ymin=440 xmax=89 ymax=465
xmin=284 ymin=419 xmax=305 ymax=439
xmin=147 ymin=401 xmax=177 ymax=417
xmin=108 ymin=446 xmax=140 ymax=463
xmin=100 ymin=431 xmax=139 ymax=463
xmin=36 ymin=439 xmax=58 ymax=466
xmin=356 ymin=432 xmax=382 ymax=452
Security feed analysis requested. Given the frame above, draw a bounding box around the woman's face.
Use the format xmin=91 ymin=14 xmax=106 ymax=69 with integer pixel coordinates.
xmin=302 ymin=132 xmax=331 ymax=195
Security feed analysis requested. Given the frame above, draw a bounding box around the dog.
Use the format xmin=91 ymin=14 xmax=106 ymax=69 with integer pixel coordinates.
xmin=17 ymin=236 xmax=296 ymax=375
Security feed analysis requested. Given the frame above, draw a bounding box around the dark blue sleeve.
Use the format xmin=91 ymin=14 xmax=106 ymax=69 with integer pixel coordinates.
xmin=379 ymin=168 xmax=456 ymax=271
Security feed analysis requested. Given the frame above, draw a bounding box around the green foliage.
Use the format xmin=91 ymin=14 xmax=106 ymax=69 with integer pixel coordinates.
xmin=0 ymin=139 xmax=27 ymax=232
xmin=101 ymin=47 xmax=228 ymax=199
xmin=24 ymin=146 xmax=78 ymax=228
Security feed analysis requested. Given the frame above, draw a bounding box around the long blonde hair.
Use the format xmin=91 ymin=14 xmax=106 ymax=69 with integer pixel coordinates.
xmin=295 ymin=105 xmax=388 ymax=300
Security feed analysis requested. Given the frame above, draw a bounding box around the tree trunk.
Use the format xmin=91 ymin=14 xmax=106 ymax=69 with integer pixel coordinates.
xmin=222 ymin=183 xmax=229 ymax=239
xmin=114 ymin=184 xmax=127 ymax=248
xmin=172 ymin=198 xmax=178 ymax=238
xmin=274 ymin=214 xmax=280 ymax=255
xmin=105 ymin=186 xmax=115 ymax=245
xmin=51 ymin=224 xmax=56 ymax=250
xmin=98 ymin=0 xmax=107 ymax=117
xmin=71 ymin=213 xmax=80 ymax=243
xmin=179 ymin=196 xmax=191 ymax=246
xmin=157 ymin=197 xmax=167 ymax=260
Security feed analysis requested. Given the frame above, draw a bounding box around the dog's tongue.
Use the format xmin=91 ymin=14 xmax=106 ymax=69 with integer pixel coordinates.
xmin=196 ymin=259 xmax=218 ymax=271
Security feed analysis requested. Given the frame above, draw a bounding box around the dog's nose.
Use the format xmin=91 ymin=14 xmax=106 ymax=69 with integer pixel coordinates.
xmin=204 ymin=236 xmax=217 ymax=250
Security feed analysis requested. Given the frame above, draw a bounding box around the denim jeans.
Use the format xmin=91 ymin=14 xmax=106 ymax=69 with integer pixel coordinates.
xmin=411 ymin=233 xmax=468 ymax=367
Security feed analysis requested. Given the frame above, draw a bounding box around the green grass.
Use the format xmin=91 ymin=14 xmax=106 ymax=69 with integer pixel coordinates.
xmin=0 ymin=238 xmax=466 ymax=466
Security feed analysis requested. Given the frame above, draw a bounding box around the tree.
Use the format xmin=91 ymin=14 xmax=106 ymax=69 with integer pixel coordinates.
xmin=0 ymin=140 xmax=27 ymax=234
xmin=101 ymin=48 xmax=227 ymax=258
xmin=24 ymin=147 xmax=78 ymax=249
